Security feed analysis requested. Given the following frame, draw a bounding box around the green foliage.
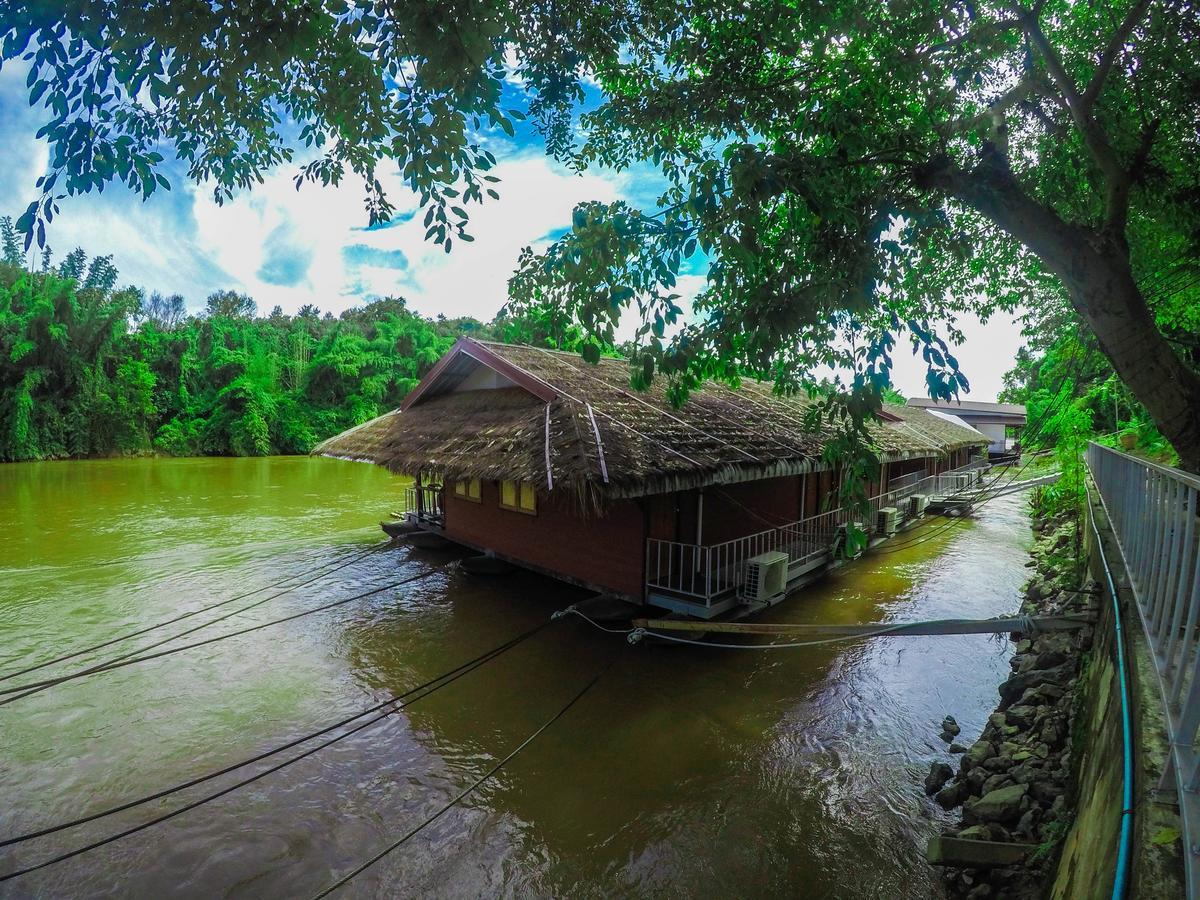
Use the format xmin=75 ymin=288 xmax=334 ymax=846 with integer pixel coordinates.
xmin=6 ymin=1 xmax=1199 ymax=468
xmin=0 ymin=249 xmax=494 ymax=461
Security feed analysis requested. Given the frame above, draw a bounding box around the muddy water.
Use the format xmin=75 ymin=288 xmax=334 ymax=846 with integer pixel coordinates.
xmin=0 ymin=457 xmax=1031 ymax=898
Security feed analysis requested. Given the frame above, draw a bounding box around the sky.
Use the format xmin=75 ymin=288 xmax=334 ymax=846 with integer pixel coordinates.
xmin=0 ymin=64 xmax=1026 ymax=401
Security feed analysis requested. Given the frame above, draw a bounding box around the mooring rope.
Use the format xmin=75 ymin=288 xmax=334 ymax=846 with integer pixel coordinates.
xmin=0 ymin=565 xmax=451 ymax=706
xmin=0 ymin=540 xmax=393 ymax=684
xmin=0 ymin=619 xmax=557 ymax=880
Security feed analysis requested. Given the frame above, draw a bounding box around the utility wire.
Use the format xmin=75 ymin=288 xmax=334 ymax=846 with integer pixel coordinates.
xmin=310 ymin=657 xmax=612 ymax=899
xmin=0 ymin=541 xmax=392 ymax=684
xmin=0 ymin=566 xmax=450 ymax=706
xmin=0 ymin=620 xmax=556 ymax=881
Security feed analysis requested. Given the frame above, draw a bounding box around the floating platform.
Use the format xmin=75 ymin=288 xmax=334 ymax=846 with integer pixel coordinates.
xmin=380 ymin=519 xmax=421 ymax=538
xmin=461 ymin=555 xmax=516 ymax=575
xmin=408 ymin=530 xmax=455 ymax=550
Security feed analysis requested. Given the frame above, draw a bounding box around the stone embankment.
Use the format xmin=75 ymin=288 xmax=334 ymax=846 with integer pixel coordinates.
xmin=926 ymin=508 xmax=1098 ymax=899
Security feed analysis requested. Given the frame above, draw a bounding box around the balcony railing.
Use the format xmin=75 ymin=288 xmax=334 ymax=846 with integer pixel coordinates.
xmin=646 ymin=467 xmax=982 ymax=607
xmin=400 ymin=484 xmax=445 ymax=527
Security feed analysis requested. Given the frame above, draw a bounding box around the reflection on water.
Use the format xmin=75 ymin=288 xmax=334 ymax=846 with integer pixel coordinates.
xmin=0 ymin=457 xmax=1031 ymax=898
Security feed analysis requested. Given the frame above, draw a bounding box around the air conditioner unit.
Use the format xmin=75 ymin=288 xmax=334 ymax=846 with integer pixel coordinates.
xmin=909 ymin=494 xmax=929 ymax=517
xmin=740 ymin=551 xmax=789 ymax=603
xmin=877 ymin=506 xmax=899 ymax=536
xmin=833 ymin=523 xmax=866 ymax=559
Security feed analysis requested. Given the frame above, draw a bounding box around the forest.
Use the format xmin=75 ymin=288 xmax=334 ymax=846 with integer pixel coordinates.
xmin=1 ymin=202 xmax=1182 ymax=468
xmin=0 ymin=217 xmax=504 ymax=461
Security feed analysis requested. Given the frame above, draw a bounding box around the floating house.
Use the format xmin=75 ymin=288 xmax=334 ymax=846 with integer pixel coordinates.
xmin=316 ymin=339 xmax=989 ymax=619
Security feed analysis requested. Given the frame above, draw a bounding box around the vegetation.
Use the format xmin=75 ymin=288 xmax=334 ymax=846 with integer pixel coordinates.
xmin=0 ymin=231 xmax=495 ymax=461
xmin=1000 ymin=298 xmax=1184 ymax=466
xmin=4 ymin=1 xmax=1198 ymax=471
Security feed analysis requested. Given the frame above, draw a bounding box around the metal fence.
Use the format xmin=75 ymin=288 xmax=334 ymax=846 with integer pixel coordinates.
xmin=645 ymin=463 xmax=985 ymax=607
xmin=1087 ymin=442 xmax=1200 ymax=892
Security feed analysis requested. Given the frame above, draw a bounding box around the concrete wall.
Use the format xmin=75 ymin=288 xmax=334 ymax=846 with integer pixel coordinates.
xmin=1049 ymin=495 xmax=1184 ymax=899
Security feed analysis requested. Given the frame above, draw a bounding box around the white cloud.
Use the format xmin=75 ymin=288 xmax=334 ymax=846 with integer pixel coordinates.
xmin=188 ymin=152 xmax=625 ymax=320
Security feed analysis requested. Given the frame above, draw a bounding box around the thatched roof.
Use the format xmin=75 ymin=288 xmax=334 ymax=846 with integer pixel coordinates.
xmin=314 ymin=339 xmax=988 ymax=502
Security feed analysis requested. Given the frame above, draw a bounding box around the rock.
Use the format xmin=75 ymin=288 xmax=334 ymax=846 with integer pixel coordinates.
xmin=942 ymin=715 xmax=961 ymax=737
xmin=949 ymin=742 xmax=968 ymax=754
xmin=964 ymin=740 xmax=996 ymax=770
xmin=983 ymin=755 xmax=1014 ymax=772
xmin=1004 ymin=704 xmax=1039 ymax=728
xmin=926 ymin=761 xmax=955 ymax=795
xmin=966 ymin=767 xmax=989 ymax=796
xmin=1020 ymin=683 xmax=1065 ymax=706
xmin=999 ymin=664 xmax=1074 ymax=706
xmin=982 ymin=773 xmax=1014 ymax=795
xmin=1035 ymin=649 xmax=1071 ymax=670
xmin=988 ymin=712 xmax=1008 ymax=731
xmin=964 ymin=784 xmax=1029 ymax=825
xmin=1029 ymin=780 xmax=1063 ymax=805
xmin=936 ymin=780 xmax=969 ymax=809
xmin=966 ymin=885 xmax=993 ymax=900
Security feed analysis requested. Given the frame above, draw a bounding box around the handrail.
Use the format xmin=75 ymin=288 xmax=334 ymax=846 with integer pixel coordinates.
xmin=1086 ymin=442 xmax=1200 ymax=900
xmin=645 ymin=467 xmax=975 ymax=605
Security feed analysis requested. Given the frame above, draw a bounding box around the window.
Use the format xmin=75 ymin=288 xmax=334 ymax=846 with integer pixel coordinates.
xmin=500 ymin=480 xmax=537 ymax=514
xmin=453 ymin=478 xmax=481 ymax=502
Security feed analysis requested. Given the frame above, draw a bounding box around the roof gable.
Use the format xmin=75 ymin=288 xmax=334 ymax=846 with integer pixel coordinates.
xmin=400 ymin=337 xmax=558 ymax=411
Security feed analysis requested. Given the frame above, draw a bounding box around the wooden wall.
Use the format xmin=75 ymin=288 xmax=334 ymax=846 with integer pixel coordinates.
xmin=443 ymin=480 xmax=646 ymax=599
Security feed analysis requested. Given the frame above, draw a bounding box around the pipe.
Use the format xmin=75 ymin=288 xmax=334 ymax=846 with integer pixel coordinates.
xmin=1086 ymin=483 xmax=1135 ymax=900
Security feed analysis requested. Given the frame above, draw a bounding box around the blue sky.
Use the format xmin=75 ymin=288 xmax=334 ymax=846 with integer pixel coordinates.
xmin=0 ymin=63 xmax=1023 ymax=400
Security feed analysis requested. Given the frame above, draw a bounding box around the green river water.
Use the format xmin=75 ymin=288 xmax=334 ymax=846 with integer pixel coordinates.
xmin=0 ymin=456 xmax=1032 ymax=898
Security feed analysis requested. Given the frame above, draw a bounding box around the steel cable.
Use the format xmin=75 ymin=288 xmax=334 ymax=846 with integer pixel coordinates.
xmin=0 ymin=540 xmax=393 ymax=684
xmin=0 ymin=619 xmax=556 ymax=881
xmin=0 ymin=565 xmax=450 ymax=706
xmin=310 ymin=653 xmax=613 ymax=898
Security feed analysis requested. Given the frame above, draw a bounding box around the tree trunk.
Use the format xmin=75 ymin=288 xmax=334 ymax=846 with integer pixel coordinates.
xmin=936 ymin=159 xmax=1200 ymax=473
xmin=1059 ymin=238 xmax=1200 ymax=474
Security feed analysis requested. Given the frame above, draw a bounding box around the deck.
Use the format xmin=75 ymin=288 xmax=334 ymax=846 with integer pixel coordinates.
xmin=644 ymin=464 xmax=988 ymax=619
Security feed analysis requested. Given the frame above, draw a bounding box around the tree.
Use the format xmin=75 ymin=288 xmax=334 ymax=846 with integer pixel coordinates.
xmin=204 ymin=290 xmax=257 ymax=319
xmin=5 ymin=1 xmax=1199 ymax=468
xmin=141 ymin=292 xmax=188 ymax=329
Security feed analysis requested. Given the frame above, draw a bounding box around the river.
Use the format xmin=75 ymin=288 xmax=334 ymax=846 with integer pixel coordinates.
xmin=0 ymin=456 xmax=1032 ymax=898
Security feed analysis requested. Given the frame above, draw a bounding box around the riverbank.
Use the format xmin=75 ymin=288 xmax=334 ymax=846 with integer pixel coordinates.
xmin=929 ymin=505 xmax=1095 ymax=899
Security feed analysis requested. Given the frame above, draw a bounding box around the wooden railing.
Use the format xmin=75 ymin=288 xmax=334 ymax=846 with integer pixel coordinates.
xmin=400 ymin=484 xmax=445 ymax=526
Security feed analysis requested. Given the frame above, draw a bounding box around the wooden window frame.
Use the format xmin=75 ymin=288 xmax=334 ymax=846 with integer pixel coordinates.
xmin=499 ymin=479 xmax=537 ymax=515
xmin=453 ymin=478 xmax=481 ymax=503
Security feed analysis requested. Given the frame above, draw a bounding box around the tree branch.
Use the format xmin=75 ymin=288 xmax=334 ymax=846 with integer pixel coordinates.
xmin=922 ymin=16 xmax=1023 ymax=56
xmin=913 ymin=152 xmax=1087 ymax=280
xmin=1011 ymin=5 xmax=1125 ymax=205
xmin=942 ymin=74 xmax=1042 ymax=136
xmin=1107 ymin=117 xmax=1160 ymax=232
xmin=1082 ymin=0 xmax=1153 ymax=109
